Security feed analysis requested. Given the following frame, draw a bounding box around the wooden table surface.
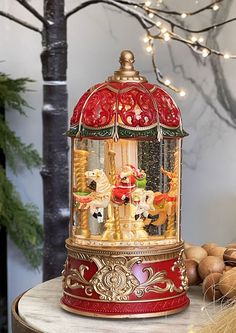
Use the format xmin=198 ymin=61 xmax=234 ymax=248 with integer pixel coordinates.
xmin=12 ymin=277 xmax=219 ymax=333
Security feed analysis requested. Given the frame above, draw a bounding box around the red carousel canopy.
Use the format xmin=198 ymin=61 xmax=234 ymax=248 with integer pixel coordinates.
xmin=67 ymin=51 xmax=187 ymax=140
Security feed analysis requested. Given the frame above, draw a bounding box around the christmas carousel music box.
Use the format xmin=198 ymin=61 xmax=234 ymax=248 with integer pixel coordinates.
xmin=61 ymin=50 xmax=189 ymax=317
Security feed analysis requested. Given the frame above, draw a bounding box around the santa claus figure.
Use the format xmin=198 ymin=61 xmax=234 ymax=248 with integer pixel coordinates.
xmin=111 ymin=166 xmax=136 ymax=205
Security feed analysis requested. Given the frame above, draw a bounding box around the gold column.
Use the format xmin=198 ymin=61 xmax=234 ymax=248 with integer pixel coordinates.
xmin=102 ymin=150 xmax=121 ymax=241
xmin=164 ymin=205 xmax=176 ymax=237
xmin=74 ymin=149 xmax=90 ymax=238
xmin=109 ymin=151 xmax=121 ymax=239
xmin=164 ymin=148 xmax=179 ymax=238
xmin=119 ymin=140 xmax=148 ymax=240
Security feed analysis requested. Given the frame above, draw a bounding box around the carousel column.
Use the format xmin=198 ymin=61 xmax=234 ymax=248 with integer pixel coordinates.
xmin=176 ymin=140 xmax=182 ymax=242
xmin=121 ymin=140 xmax=148 ymax=240
xmin=109 ymin=150 xmax=121 ymax=240
xmin=164 ymin=145 xmax=180 ymax=238
xmin=74 ymin=149 xmax=90 ymax=238
xmin=104 ymin=140 xmax=148 ymax=241
xmin=102 ymin=149 xmax=121 ymax=241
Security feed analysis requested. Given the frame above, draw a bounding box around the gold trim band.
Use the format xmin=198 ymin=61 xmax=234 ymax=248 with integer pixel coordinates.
xmin=66 ymin=239 xmax=184 ymax=261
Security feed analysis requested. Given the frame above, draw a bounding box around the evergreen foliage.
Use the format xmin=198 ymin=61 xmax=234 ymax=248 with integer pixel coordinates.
xmin=0 ymin=72 xmax=43 ymax=268
xmin=0 ymin=73 xmax=32 ymax=114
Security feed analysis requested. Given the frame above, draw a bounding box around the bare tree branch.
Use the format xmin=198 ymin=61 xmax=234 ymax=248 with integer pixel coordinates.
xmin=0 ymin=10 xmax=42 ymax=33
xmin=67 ymin=0 xmax=225 ymax=19
xmin=66 ymin=0 xmax=138 ymax=19
xmin=65 ymin=0 xmax=236 ymax=94
xmin=207 ymin=2 xmax=236 ymax=124
xmin=147 ymin=0 xmax=224 ymax=16
xmin=66 ymin=0 xmax=149 ymax=30
xmin=145 ymin=8 xmax=236 ymax=34
xmin=167 ymin=44 xmax=236 ymax=129
xmin=16 ymin=0 xmax=48 ymax=26
xmin=151 ymin=48 xmax=180 ymax=93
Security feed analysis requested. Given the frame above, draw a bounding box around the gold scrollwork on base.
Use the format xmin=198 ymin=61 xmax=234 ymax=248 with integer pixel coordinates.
xmin=63 ymin=263 xmax=93 ymax=297
xmin=62 ymin=259 xmax=68 ymax=289
xmin=63 ymin=253 xmax=185 ymax=302
xmin=171 ymin=248 xmax=188 ymax=291
xmin=135 ymin=267 xmax=182 ymax=298
xmin=90 ymin=257 xmax=141 ymax=301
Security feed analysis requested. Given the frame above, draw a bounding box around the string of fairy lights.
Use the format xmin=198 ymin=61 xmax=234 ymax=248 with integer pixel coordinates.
xmin=1 ymin=0 xmax=236 ymax=96
xmin=137 ymin=0 xmax=236 ymax=96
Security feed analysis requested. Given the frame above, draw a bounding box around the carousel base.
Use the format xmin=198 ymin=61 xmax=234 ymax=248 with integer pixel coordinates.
xmin=61 ymin=239 xmax=190 ymax=318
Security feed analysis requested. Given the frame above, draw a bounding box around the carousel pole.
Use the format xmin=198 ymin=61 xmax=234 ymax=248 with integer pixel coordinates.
xmin=74 ymin=149 xmax=90 ymax=238
xmin=109 ymin=150 xmax=121 ymax=240
xmin=102 ymin=150 xmax=121 ymax=240
xmin=164 ymin=149 xmax=179 ymax=237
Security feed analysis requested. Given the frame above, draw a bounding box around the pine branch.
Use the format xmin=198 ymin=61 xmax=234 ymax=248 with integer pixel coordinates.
xmin=0 ymin=10 xmax=41 ymax=33
xmin=16 ymin=0 xmax=48 ymax=26
xmin=0 ymin=74 xmax=41 ymax=171
xmin=0 ymin=166 xmax=43 ymax=268
xmin=0 ymin=116 xmax=41 ymax=173
xmin=0 ymin=74 xmax=34 ymax=115
xmin=0 ymin=73 xmax=42 ymax=267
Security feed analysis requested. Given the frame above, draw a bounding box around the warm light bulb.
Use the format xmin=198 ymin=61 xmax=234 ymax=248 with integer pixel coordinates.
xmin=143 ymin=36 xmax=150 ymax=43
xmin=161 ymin=27 xmax=167 ymax=33
xmin=181 ymin=13 xmax=187 ymax=19
xmin=198 ymin=37 xmax=204 ymax=43
xmin=164 ymin=33 xmax=171 ymax=41
xmin=223 ymin=53 xmax=230 ymax=59
xmin=191 ymin=36 xmax=197 ymax=43
xmin=146 ymin=45 xmax=153 ymax=53
xmin=156 ymin=21 xmax=162 ymax=27
xmin=212 ymin=4 xmax=219 ymax=11
xmin=179 ymin=90 xmax=186 ymax=97
xmin=145 ymin=0 xmax=151 ymax=6
xmin=164 ymin=79 xmax=171 ymax=86
xmin=148 ymin=12 xmax=154 ymax=18
xmin=202 ymin=48 xmax=210 ymax=57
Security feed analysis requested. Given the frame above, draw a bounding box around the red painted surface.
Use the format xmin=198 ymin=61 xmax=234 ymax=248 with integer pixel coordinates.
xmin=61 ymin=293 xmax=189 ymax=316
xmin=70 ymin=82 xmax=181 ymax=130
xmin=61 ymin=254 xmax=190 ymax=316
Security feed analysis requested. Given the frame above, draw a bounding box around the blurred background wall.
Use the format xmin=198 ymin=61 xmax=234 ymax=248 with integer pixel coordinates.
xmin=0 ymin=0 xmax=236 ymax=331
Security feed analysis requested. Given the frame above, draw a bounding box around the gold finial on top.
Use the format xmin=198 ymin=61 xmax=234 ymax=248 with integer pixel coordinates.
xmin=108 ymin=50 xmax=147 ymax=83
xmin=119 ymin=50 xmax=135 ymax=71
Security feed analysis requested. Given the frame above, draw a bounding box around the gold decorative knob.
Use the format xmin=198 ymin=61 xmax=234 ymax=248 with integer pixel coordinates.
xmin=119 ymin=50 xmax=135 ymax=71
xmin=108 ymin=50 xmax=147 ymax=83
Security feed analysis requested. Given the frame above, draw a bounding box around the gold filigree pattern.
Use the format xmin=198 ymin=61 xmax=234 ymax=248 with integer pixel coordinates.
xmin=171 ymin=248 xmax=188 ymax=291
xmin=90 ymin=257 xmax=141 ymax=301
xmin=135 ymin=267 xmax=182 ymax=298
xmin=62 ymin=259 xmax=68 ymax=290
xmin=63 ymin=264 xmax=93 ymax=296
xmin=62 ymin=251 xmax=186 ymax=302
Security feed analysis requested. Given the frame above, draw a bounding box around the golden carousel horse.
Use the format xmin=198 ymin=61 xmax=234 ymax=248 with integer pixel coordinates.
xmin=145 ymin=167 xmax=178 ymax=236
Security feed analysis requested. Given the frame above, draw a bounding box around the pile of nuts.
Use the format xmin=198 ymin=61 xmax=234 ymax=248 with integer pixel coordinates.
xmin=184 ymin=242 xmax=236 ymax=301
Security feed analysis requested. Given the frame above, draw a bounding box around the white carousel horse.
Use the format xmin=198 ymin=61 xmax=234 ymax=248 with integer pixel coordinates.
xmin=84 ymin=169 xmax=112 ymax=218
xmin=132 ymin=189 xmax=157 ymax=221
